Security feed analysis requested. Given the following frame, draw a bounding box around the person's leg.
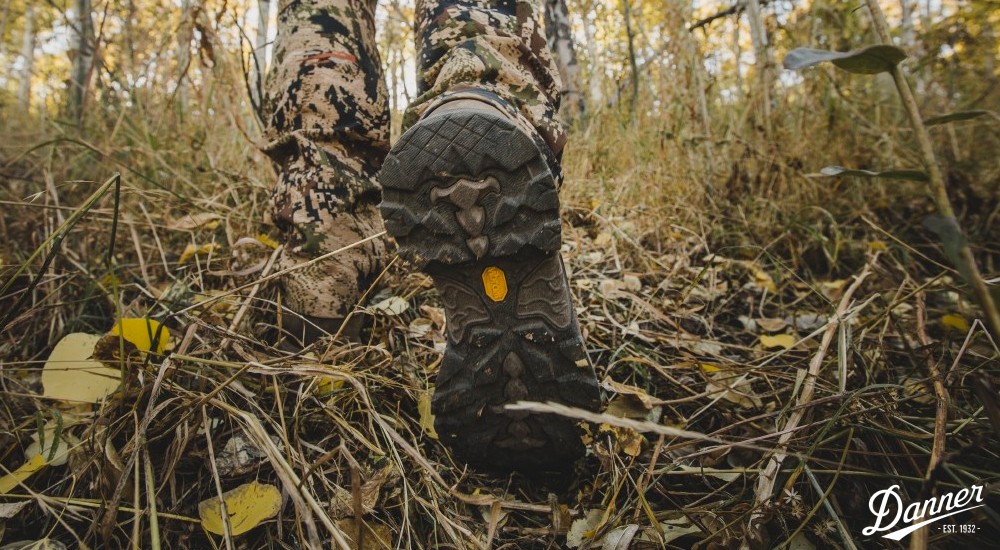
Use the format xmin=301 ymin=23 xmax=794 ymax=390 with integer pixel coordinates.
xmin=408 ymin=0 xmax=567 ymax=172
xmin=379 ymin=0 xmax=600 ymax=472
xmin=263 ymin=0 xmax=388 ymax=342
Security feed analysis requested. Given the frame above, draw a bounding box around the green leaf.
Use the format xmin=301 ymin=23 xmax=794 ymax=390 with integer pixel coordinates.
xmin=923 ymin=110 xmax=998 ymax=126
xmin=819 ymin=166 xmax=928 ymax=181
xmin=924 ymin=215 xmax=973 ymax=286
xmin=783 ymin=45 xmax=907 ymax=74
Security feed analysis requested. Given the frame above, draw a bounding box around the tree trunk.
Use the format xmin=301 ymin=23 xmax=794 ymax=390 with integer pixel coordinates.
xmin=69 ymin=0 xmax=95 ymax=121
xmin=175 ymin=0 xmax=193 ymax=108
xmin=580 ymin=11 xmax=603 ymax=105
xmin=544 ymin=0 xmax=585 ymax=118
xmin=17 ymin=4 xmax=36 ymax=109
xmin=745 ymin=0 xmax=774 ymax=133
xmin=252 ymin=0 xmax=272 ymax=105
xmin=621 ymin=0 xmax=639 ymax=111
xmin=0 ymin=0 xmax=12 ymax=61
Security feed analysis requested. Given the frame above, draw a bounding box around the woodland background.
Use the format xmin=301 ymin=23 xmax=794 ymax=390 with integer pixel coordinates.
xmin=0 ymin=0 xmax=999 ymax=549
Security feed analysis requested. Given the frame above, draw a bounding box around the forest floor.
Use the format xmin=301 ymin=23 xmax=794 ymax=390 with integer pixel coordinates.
xmin=1 ymin=106 xmax=999 ymax=550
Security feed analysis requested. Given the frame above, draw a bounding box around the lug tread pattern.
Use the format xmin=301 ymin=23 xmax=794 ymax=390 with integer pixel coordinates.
xmin=378 ymin=109 xmax=600 ymax=473
xmin=380 ymin=111 xmax=561 ymax=267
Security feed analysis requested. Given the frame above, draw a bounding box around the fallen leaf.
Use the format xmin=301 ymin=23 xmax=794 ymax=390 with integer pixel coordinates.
xmin=566 ymin=508 xmax=604 ymax=549
xmin=407 ymin=318 xmax=433 ymax=339
xmin=598 ymin=278 xmax=624 ymax=295
xmin=25 ymin=429 xmax=75 ymax=467
xmin=335 ymin=518 xmax=394 ymax=549
xmin=178 ymin=243 xmax=218 ymax=265
xmin=601 ymin=378 xmax=664 ymax=409
xmin=371 ymin=296 xmax=408 ymax=316
xmin=760 ymin=334 xmax=796 ymax=350
xmin=653 ymin=516 xmax=702 ymax=543
xmin=418 ymin=390 xmax=438 ymax=439
xmin=0 ymin=501 xmax=30 ymax=519
xmin=705 ymin=370 xmax=763 ymax=409
xmin=167 ymin=212 xmax=222 ymax=230
xmin=756 ymin=318 xmax=788 ymax=332
xmin=198 ymin=481 xmax=282 ymax=536
xmin=214 ymin=435 xmax=268 ymax=477
xmin=603 ymin=524 xmax=641 ymax=549
xmin=256 ymin=234 xmax=279 ymax=249
xmin=622 ymin=275 xmax=642 ymax=292
xmin=330 ymin=466 xmax=393 ymax=518
xmin=901 ymin=376 xmax=936 ymax=406
xmin=600 ymin=423 xmax=644 ymax=457
xmin=420 ymin=305 xmax=445 ymax=328
xmin=0 ymin=454 xmax=47 ymax=493
xmin=315 ymin=376 xmax=345 ymax=396
xmin=749 ymin=266 xmax=777 ymax=294
xmin=868 ymin=240 xmax=889 ymax=251
xmin=941 ymin=314 xmax=969 ymax=333
xmin=111 ymin=318 xmax=169 ymax=354
xmin=41 ymin=333 xmax=121 ymax=403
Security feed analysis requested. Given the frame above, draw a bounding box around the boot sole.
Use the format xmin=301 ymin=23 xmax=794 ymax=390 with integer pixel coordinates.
xmin=379 ymin=109 xmax=600 ymax=472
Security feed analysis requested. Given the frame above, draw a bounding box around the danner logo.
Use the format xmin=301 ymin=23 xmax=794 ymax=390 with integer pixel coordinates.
xmin=863 ymin=483 xmax=986 ymax=540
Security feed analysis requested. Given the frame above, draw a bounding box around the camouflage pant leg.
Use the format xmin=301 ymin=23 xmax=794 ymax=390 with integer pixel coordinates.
xmin=408 ymin=0 xmax=567 ymax=175
xmin=263 ymin=0 xmax=388 ymax=321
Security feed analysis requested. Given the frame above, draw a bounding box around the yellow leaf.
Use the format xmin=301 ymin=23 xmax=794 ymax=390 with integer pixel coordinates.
xmin=99 ymin=272 xmax=120 ymax=288
xmin=698 ymin=363 xmax=721 ymax=373
xmin=760 ymin=334 xmax=796 ymax=350
xmin=256 ymin=234 xmax=279 ymax=249
xmin=316 ymin=376 xmax=345 ymax=395
xmin=751 ymin=267 xmax=778 ymax=294
xmin=178 ymin=243 xmax=218 ymax=265
xmin=418 ymin=390 xmax=438 ymax=439
xmin=198 ymin=481 xmax=282 ymax=536
xmin=0 ymin=453 xmax=47 ymax=493
xmin=868 ymin=240 xmax=889 ymax=251
xmin=941 ymin=314 xmax=970 ymax=333
xmin=111 ymin=318 xmax=169 ymax=354
xmin=335 ymin=518 xmax=394 ymax=549
xmin=41 ymin=333 xmax=121 ymax=403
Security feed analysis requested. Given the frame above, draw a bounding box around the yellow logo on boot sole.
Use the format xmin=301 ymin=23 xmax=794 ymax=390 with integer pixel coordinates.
xmin=481 ymin=266 xmax=508 ymax=302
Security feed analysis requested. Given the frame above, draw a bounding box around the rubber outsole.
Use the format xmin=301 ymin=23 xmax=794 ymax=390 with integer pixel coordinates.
xmin=379 ymin=108 xmax=601 ymax=473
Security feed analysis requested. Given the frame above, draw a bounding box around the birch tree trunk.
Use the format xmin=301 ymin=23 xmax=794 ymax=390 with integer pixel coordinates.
xmin=252 ymin=0 xmax=272 ymax=105
xmin=544 ymin=0 xmax=585 ymax=118
xmin=580 ymin=11 xmax=603 ymax=105
xmin=17 ymin=4 xmax=36 ymax=109
xmin=69 ymin=0 xmax=95 ymax=121
xmin=745 ymin=0 xmax=774 ymax=133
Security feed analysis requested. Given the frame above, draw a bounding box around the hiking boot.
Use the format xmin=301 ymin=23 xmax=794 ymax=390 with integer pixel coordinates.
xmin=378 ymin=97 xmax=601 ymax=472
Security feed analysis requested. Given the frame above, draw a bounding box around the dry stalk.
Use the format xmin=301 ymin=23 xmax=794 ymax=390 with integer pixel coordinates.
xmin=746 ymin=258 xmax=875 ymax=545
xmin=864 ymin=0 xmax=1000 ymax=340
xmin=909 ymin=292 xmax=951 ymax=550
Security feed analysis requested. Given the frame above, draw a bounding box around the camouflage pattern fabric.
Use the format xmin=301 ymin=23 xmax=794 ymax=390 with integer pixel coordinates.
xmin=263 ymin=0 xmax=565 ymax=322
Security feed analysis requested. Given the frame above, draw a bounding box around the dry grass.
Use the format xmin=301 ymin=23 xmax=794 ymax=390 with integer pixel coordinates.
xmin=2 ymin=61 xmax=1000 ymax=550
